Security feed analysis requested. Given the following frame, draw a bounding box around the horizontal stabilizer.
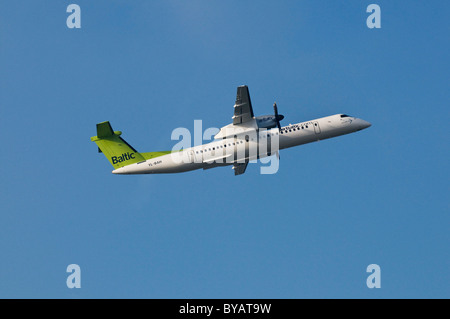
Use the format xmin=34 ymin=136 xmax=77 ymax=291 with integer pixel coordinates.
xmin=96 ymin=121 xmax=115 ymax=138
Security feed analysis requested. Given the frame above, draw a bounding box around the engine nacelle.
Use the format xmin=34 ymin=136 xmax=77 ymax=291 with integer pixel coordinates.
xmin=214 ymin=113 xmax=284 ymax=139
xmin=256 ymin=115 xmax=284 ymax=129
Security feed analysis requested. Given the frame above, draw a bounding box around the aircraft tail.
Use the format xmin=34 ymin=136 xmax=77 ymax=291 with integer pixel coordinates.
xmin=90 ymin=121 xmax=145 ymax=169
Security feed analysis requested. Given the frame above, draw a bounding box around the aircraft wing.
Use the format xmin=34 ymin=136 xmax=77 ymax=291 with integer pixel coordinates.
xmin=233 ymin=162 xmax=248 ymax=176
xmin=232 ymin=85 xmax=255 ymax=125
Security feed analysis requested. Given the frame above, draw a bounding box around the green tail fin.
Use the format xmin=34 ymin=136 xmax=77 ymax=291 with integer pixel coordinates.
xmin=91 ymin=121 xmax=145 ymax=169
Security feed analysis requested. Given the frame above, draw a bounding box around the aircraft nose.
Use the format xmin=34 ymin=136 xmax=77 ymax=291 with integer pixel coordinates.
xmin=356 ymin=119 xmax=371 ymax=130
xmin=361 ymin=119 xmax=371 ymax=129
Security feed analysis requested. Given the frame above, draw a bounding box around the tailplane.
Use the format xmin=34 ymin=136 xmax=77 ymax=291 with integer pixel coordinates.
xmin=91 ymin=121 xmax=145 ymax=169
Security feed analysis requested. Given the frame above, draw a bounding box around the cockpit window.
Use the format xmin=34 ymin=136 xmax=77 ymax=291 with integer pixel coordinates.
xmin=340 ymin=114 xmax=350 ymax=118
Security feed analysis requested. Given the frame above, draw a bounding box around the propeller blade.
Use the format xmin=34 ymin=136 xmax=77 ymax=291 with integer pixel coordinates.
xmin=273 ymin=102 xmax=282 ymax=130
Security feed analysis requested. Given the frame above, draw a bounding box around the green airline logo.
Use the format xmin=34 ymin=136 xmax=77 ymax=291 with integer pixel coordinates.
xmin=112 ymin=152 xmax=135 ymax=165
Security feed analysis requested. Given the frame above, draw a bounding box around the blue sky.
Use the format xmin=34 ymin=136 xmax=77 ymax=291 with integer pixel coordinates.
xmin=0 ymin=1 xmax=448 ymax=298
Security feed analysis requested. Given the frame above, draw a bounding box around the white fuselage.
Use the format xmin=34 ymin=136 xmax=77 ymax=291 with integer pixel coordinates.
xmin=112 ymin=114 xmax=371 ymax=175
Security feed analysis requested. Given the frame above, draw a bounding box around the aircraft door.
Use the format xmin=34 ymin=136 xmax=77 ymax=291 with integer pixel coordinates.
xmin=313 ymin=121 xmax=321 ymax=134
xmin=188 ymin=150 xmax=196 ymax=163
xmin=193 ymin=149 xmax=203 ymax=163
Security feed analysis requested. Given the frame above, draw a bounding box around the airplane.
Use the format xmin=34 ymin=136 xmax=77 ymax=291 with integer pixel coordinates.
xmin=91 ymin=85 xmax=371 ymax=176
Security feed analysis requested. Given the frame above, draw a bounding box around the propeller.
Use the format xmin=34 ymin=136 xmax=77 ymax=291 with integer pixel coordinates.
xmin=273 ymin=102 xmax=284 ymax=131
